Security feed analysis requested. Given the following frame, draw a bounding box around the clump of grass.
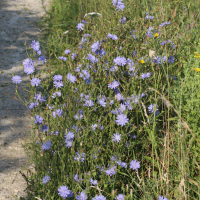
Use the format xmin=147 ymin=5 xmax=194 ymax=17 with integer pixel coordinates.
xmin=11 ymin=0 xmax=200 ymax=199
xmin=38 ymin=0 xmax=112 ymax=63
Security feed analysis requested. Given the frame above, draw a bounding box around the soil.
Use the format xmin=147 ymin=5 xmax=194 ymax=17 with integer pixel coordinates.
xmin=0 ymin=0 xmax=50 ymax=199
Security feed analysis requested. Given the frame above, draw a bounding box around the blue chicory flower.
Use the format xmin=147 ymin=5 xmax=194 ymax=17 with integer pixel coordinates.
xmin=42 ymin=175 xmax=51 ymax=184
xmin=12 ymin=75 xmax=22 ymax=84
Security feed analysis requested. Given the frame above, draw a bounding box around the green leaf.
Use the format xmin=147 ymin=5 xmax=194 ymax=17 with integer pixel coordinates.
xmin=144 ymin=156 xmax=153 ymax=163
xmin=168 ymin=117 xmax=177 ymax=121
xmin=92 ymin=172 xmax=96 ymax=177
xmin=153 ymin=171 xmax=158 ymax=178
xmin=54 ymin=21 xmax=78 ymax=27
xmin=144 ymin=156 xmax=159 ymax=169
xmin=117 ymin=171 xmax=131 ymax=178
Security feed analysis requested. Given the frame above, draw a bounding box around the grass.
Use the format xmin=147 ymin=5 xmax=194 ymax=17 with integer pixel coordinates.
xmin=10 ymin=0 xmax=200 ymax=199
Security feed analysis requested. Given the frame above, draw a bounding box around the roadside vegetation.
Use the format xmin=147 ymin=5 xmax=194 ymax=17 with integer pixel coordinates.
xmin=11 ymin=0 xmax=200 ymax=199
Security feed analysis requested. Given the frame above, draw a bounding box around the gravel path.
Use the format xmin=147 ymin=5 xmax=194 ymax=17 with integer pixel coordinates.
xmin=0 ymin=0 xmax=50 ymax=199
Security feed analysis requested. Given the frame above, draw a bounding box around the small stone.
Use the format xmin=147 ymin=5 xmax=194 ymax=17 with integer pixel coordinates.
xmin=0 ymin=179 xmax=4 ymax=183
xmin=14 ymin=189 xmax=19 ymax=193
xmin=0 ymin=139 xmax=5 ymax=146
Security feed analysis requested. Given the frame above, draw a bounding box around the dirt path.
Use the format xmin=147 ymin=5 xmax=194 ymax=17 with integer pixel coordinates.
xmin=0 ymin=0 xmax=50 ymax=199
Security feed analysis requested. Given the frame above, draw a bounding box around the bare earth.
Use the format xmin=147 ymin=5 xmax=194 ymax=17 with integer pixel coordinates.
xmin=0 ymin=0 xmax=50 ymax=199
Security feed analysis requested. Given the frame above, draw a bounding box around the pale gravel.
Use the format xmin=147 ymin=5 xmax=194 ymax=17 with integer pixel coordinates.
xmin=0 ymin=0 xmax=51 ymax=199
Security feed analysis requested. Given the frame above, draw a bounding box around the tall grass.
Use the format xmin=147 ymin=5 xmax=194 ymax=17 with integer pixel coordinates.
xmin=11 ymin=0 xmax=200 ymax=199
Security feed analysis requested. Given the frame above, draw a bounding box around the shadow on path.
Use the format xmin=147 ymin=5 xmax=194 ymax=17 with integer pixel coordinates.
xmin=0 ymin=0 xmax=50 ymax=174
